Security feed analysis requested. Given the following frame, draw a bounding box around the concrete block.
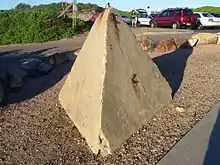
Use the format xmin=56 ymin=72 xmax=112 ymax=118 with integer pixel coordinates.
xmin=59 ymin=8 xmax=172 ymax=156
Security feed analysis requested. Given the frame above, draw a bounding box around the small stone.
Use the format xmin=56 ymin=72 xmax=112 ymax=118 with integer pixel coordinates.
xmin=74 ymin=49 xmax=81 ymax=56
xmin=175 ymin=107 xmax=185 ymax=113
xmin=188 ymin=38 xmax=199 ymax=47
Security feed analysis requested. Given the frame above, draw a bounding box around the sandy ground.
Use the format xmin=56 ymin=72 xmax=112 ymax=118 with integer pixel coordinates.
xmin=0 ymin=44 xmax=220 ymax=164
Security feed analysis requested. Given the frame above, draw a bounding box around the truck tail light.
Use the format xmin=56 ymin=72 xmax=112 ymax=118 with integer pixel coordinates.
xmin=181 ymin=17 xmax=184 ymax=22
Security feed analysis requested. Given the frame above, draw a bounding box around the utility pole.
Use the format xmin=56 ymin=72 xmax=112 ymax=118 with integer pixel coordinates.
xmin=72 ymin=0 xmax=77 ymax=28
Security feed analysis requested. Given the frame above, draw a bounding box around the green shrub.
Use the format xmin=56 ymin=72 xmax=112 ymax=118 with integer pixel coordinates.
xmin=0 ymin=2 xmax=130 ymax=45
xmin=118 ymin=10 xmax=131 ymax=17
xmin=15 ymin=3 xmax=31 ymax=9
xmin=77 ymin=3 xmax=99 ymax=11
xmin=0 ymin=7 xmax=88 ymax=45
xmin=193 ymin=6 xmax=220 ymax=13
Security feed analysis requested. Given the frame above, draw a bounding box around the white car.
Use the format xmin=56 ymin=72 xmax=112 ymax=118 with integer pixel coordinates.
xmin=194 ymin=12 xmax=220 ymax=29
xmin=135 ymin=9 xmax=152 ymax=26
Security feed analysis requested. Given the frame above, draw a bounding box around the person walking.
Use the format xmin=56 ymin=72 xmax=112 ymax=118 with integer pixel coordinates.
xmin=131 ymin=10 xmax=137 ymax=27
xmin=147 ymin=6 xmax=152 ymax=16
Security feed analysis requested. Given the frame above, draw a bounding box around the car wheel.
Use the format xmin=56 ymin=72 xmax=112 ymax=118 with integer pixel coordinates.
xmin=172 ymin=22 xmax=178 ymax=29
xmin=190 ymin=25 xmax=196 ymax=30
xmin=197 ymin=23 xmax=203 ymax=30
xmin=150 ymin=22 xmax=156 ymax=28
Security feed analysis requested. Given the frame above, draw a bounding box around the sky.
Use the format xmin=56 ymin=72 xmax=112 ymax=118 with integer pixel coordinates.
xmin=1 ymin=0 xmax=220 ymax=11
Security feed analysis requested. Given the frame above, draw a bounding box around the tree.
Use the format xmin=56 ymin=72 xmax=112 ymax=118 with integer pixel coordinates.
xmin=15 ymin=3 xmax=31 ymax=9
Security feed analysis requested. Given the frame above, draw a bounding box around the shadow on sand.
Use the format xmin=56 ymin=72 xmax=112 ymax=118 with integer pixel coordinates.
xmin=152 ymin=47 xmax=193 ymax=98
xmin=0 ymin=48 xmax=77 ymax=105
xmin=204 ymin=103 xmax=220 ymax=165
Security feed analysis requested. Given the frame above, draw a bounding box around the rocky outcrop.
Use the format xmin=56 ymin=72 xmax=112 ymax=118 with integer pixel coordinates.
xmin=21 ymin=58 xmax=52 ymax=76
xmin=136 ymin=35 xmax=153 ymax=51
xmin=191 ymin=33 xmax=218 ymax=45
xmin=154 ymin=38 xmax=178 ymax=52
xmin=0 ymin=51 xmax=75 ymax=104
xmin=48 ymin=52 xmax=76 ymax=65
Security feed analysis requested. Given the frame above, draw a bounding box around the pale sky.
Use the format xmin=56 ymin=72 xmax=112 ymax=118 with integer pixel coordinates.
xmin=1 ymin=0 xmax=220 ymax=11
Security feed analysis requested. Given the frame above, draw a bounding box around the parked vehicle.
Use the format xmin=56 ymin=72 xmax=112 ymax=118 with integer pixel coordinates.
xmin=150 ymin=13 xmax=159 ymax=18
xmin=150 ymin=8 xmax=197 ymax=29
xmin=210 ymin=13 xmax=220 ymax=18
xmin=122 ymin=15 xmax=131 ymax=24
xmin=194 ymin=12 xmax=220 ymax=29
xmin=135 ymin=9 xmax=152 ymax=26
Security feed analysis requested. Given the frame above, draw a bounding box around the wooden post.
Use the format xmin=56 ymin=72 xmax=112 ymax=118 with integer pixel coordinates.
xmin=72 ymin=0 xmax=74 ymax=28
xmin=72 ymin=0 xmax=77 ymax=28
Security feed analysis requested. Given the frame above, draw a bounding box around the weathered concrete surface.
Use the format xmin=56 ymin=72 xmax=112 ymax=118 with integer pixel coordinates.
xmin=59 ymin=8 xmax=172 ymax=156
xmin=191 ymin=33 xmax=218 ymax=45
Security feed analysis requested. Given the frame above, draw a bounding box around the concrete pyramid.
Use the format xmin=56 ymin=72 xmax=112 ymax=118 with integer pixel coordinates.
xmin=59 ymin=8 xmax=172 ymax=156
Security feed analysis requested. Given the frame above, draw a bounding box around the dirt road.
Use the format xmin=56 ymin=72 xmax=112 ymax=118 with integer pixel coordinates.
xmin=1 ymin=27 xmax=219 ymax=57
xmin=0 ymin=28 xmax=194 ymax=57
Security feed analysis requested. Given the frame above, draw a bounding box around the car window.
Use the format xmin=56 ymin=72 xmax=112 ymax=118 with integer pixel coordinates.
xmin=122 ymin=16 xmax=129 ymax=19
xmin=160 ymin=11 xmax=168 ymax=16
xmin=167 ymin=10 xmax=174 ymax=17
xmin=176 ymin=10 xmax=181 ymax=16
xmin=183 ymin=9 xmax=193 ymax=16
xmin=139 ymin=13 xmax=148 ymax=18
xmin=136 ymin=9 xmax=147 ymax=13
xmin=202 ymin=13 xmax=214 ymax=17
xmin=214 ymin=14 xmax=220 ymax=18
xmin=210 ymin=13 xmax=219 ymax=17
xmin=194 ymin=13 xmax=201 ymax=18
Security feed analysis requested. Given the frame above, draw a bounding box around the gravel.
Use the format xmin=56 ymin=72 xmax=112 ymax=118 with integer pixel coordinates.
xmin=0 ymin=45 xmax=220 ymax=164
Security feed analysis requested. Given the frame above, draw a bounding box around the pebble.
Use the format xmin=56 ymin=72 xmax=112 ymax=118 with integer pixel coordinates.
xmin=175 ymin=107 xmax=185 ymax=113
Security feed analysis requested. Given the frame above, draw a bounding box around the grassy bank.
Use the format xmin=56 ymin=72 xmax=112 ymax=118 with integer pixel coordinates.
xmin=193 ymin=6 xmax=220 ymax=13
xmin=0 ymin=3 xmax=89 ymax=45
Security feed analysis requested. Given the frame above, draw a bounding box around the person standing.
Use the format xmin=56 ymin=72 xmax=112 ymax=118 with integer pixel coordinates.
xmin=147 ymin=6 xmax=152 ymax=16
xmin=105 ymin=2 xmax=110 ymax=8
xmin=131 ymin=10 xmax=137 ymax=27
